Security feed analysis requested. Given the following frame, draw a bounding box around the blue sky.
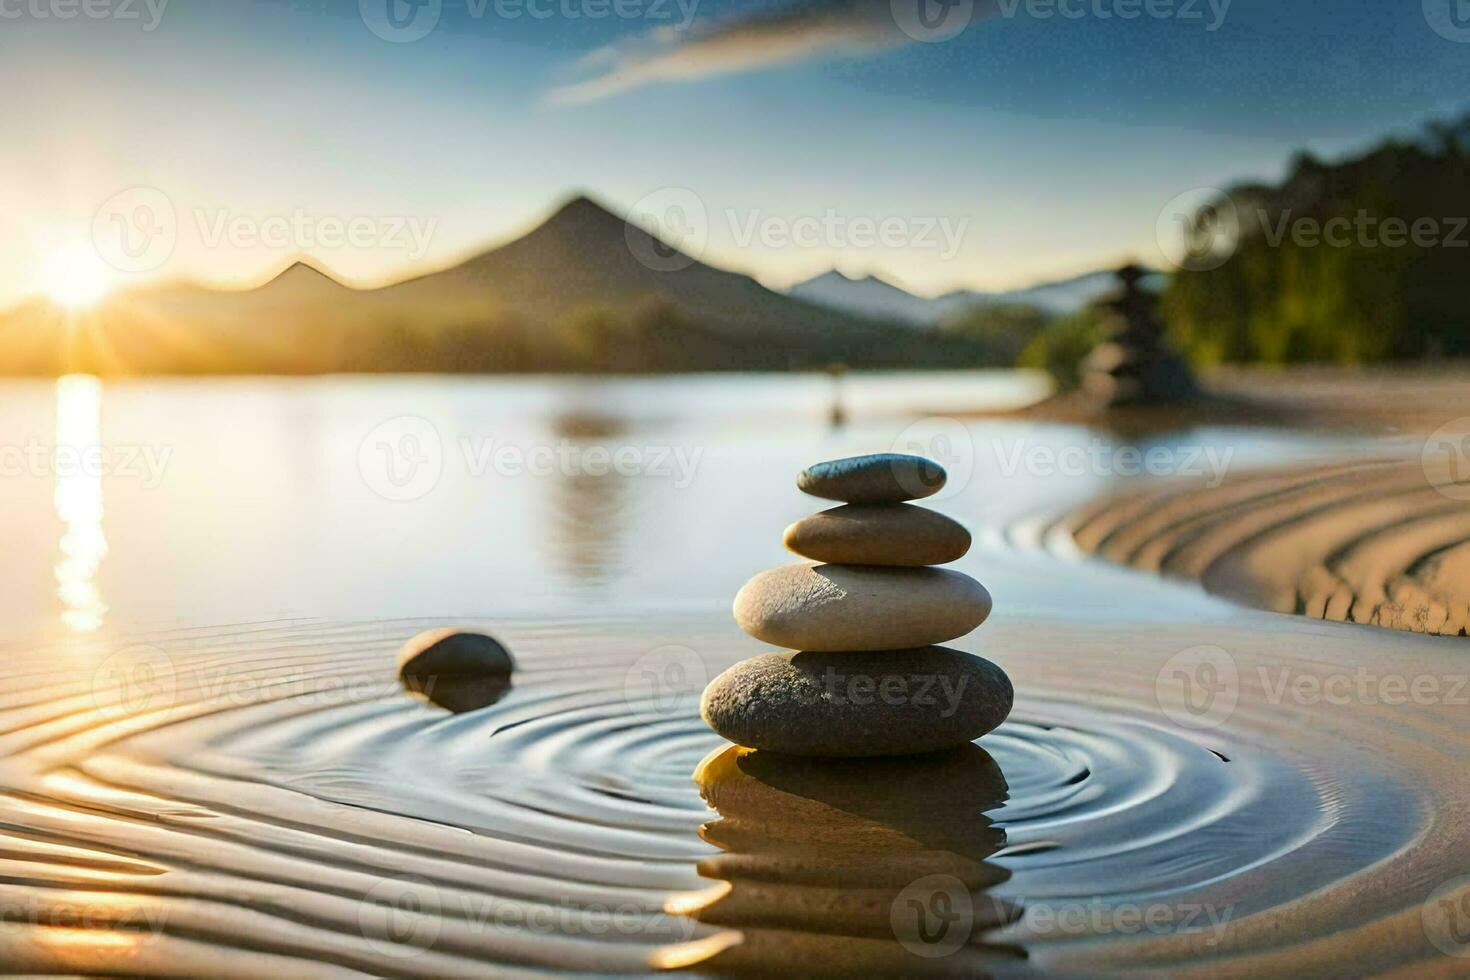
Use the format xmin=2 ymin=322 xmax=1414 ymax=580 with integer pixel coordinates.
xmin=1 ymin=0 xmax=1465 ymax=306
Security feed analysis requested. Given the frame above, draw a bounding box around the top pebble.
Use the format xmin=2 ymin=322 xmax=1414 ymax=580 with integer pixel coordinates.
xmin=796 ymin=453 xmax=946 ymax=503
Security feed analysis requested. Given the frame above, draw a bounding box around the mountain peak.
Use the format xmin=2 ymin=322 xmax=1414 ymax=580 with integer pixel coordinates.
xmin=545 ymin=192 xmax=625 ymax=228
xmin=264 ymin=258 xmax=339 ymax=285
xmin=251 ymin=258 xmax=351 ymax=295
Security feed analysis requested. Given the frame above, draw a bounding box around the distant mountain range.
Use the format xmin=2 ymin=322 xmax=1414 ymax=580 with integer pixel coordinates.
xmin=6 ymin=195 xmax=998 ymax=375
xmin=786 ymin=268 xmax=1127 ymax=325
xmin=1 ymin=194 xmax=1124 ymax=375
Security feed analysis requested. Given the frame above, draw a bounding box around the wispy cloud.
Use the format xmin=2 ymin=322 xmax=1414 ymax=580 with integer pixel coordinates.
xmin=546 ymin=0 xmax=961 ymax=106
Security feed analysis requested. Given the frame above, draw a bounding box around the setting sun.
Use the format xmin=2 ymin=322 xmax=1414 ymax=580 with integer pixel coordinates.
xmin=40 ymin=243 xmax=111 ymax=311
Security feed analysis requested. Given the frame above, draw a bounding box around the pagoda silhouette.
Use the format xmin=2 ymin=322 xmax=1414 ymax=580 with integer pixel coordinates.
xmin=1081 ymin=264 xmax=1198 ymax=407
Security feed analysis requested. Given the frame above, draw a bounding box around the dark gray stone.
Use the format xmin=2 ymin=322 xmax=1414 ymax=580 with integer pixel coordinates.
xmin=397 ymin=629 xmax=514 ymax=712
xmin=796 ymin=453 xmax=946 ymax=504
xmin=700 ymin=647 xmax=1012 ymax=757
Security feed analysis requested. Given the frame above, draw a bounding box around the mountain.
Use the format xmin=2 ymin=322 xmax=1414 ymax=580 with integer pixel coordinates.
xmin=785 ymin=270 xmax=938 ymax=326
xmin=375 ymin=195 xmax=905 ymax=347
xmin=6 ymin=194 xmax=992 ymax=375
xmin=955 ymin=270 xmax=1123 ymax=317
xmin=788 ymin=267 xmax=1130 ymax=324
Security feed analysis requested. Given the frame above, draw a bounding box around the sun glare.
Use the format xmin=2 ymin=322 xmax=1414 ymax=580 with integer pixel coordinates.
xmin=41 ymin=244 xmax=112 ymax=311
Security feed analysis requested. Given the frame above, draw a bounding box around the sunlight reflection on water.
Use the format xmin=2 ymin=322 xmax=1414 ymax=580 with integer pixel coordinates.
xmin=54 ymin=374 xmax=107 ymax=632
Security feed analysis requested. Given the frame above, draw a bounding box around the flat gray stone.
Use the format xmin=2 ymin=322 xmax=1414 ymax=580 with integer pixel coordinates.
xmin=733 ymin=564 xmax=991 ymax=651
xmin=700 ymin=647 xmax=1013 ymax=756
xmin=797 ymin=453 xmax=946 ymax=504
xmin=783 ymin=504 xmax=970 ymax=566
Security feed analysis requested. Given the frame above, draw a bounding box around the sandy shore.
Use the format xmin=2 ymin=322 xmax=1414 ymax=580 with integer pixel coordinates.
xmin=1067 ymin=456 xmax=1470 ymax=635
xmin=995 ymin=363 xmax=1470 ymax=434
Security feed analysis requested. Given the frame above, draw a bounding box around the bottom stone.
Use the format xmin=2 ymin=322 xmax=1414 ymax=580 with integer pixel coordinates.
xmin=699 ymin=647 xmax=1013 ymax=757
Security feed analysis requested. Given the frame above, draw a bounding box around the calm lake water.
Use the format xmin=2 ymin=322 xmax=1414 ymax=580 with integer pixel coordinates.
xmin=0 ymin=371 xmax=1381 ymax=636
xmin=0 ymin=372 xmax=1460 ymax=976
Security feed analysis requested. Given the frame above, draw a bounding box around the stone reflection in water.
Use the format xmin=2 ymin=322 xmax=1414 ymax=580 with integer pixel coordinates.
xmin=660 ymin=744 xmax=1023 ymax=976
xmin=546 ymin=411 xmax=632 ymax=586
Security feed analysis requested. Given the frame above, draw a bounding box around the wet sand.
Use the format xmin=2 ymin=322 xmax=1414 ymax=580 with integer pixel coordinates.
xmin=1067 ymin=456 xmax=1470 ymax=635
xmin=1 ymin=610 xmax=1465 ymax=975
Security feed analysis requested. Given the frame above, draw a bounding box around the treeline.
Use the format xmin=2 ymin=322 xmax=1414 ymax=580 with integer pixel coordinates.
xmin=1163 ymin=113 xmax=1470 ymax=364
xmin=0 ymin=296 xmax=998 ymax=376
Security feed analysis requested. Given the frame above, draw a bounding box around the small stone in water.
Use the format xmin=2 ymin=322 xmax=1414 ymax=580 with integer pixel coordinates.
xmin=397 ymin=628 xmax=514 ymax=712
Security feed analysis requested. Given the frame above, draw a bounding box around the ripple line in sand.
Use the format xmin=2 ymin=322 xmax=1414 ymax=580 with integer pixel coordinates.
xmin=1065 ymin=458 xmax=1470 ymax=635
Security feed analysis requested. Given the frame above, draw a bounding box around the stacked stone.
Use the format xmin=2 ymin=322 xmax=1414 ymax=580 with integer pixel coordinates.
xmin=1082 ymin=263 xmax=1198 ymax=407
xmin=700 ymin=453 xmax=1013 ymax=757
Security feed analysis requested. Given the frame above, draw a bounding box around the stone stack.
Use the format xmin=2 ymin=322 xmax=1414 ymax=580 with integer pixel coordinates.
xmin=700 ymin=453 xmax=1012 ymax=757
xmin=1082 ymin=263 xmax=1199 ymax=407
